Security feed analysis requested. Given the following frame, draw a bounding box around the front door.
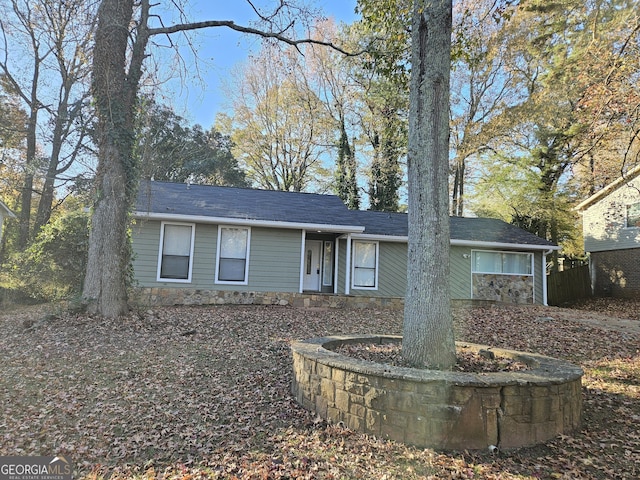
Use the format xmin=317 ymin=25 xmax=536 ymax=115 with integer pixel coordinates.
xmin=303 ymin=240 xmax=322 ymax=291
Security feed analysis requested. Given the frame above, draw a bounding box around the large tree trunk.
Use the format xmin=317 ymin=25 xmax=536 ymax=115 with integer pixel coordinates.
xmin=402 ymin=0 xmax=456 ymax=369
xmin=18 ymin=103 xmax=40 ymax=249
xmin=34 ymin=93 xmax=71 ymax=234
xmin=82 ymin=145 xmax=130 ymax=317
xmin=82 ymin=0 xmax=146 ymax=317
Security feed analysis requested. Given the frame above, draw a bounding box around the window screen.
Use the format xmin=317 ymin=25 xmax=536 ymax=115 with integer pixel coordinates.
xmin=160 ymin=224 xmax=192 ymax=280
xmin=353 ymin=241 xmax=377 ymax=288
xmin=472 ymin=251 xmax=532 ymax=275
xmin=218 ymin=227 xmax=249 ymax=282
xmin=627 ymin=203 xmax=640 ymax=228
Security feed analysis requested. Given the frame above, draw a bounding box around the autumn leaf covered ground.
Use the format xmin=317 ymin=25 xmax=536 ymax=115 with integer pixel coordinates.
xmin=1 ymin=298 xmax=639 ymax=479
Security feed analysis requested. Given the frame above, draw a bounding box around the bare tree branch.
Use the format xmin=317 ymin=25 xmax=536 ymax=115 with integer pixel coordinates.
xmin=147 ymin=20 xmax=361 ymax=56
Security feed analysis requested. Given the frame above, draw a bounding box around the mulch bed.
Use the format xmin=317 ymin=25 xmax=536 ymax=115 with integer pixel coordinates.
xmin=1 ymin=299 xmax=639 ymax=479
xmin=333 ymin=342 xmax=530 ymax=372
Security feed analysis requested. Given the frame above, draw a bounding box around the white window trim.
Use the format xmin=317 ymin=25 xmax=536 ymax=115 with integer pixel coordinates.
xmin=215 ymin=225 xmax=251 ymax=285
xmin=471 ymin=249 xmax=534 ymax=276
xmin=157 ymin=221 xmax=195 ymax=283
xmin=351 ymin=240 xmax=379 ymax=290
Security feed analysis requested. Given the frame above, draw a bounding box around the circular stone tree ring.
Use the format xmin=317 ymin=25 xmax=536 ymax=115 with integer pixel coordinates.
xmin=291 ymin=335 xmax=583 ymax=450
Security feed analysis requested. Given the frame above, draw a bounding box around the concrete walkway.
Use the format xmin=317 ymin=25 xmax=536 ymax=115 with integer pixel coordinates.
xmin=552 ymin=309 xmax=640 ymax=334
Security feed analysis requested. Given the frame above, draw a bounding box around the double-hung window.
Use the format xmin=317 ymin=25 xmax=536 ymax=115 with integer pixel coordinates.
xmin=472 ymin=250 xmax=532 ymax=275
xmin=216 ymin=226 xmax=250 ymax=284
xmin=158 ymin=222 xmax=195 ymax=282
xmin=626 ymin=203 xmax=640 ymax=228
xmin=352 ymin=241 xmax=378 ymax=289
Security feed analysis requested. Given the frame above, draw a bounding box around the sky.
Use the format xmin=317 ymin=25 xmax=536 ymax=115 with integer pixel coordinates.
xmin=162 ymin=1 xmax=360 ymax=128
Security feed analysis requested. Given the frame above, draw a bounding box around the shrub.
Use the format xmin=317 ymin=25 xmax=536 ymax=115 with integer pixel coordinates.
xmin=6 ymin=210 xmax=89 ymax=301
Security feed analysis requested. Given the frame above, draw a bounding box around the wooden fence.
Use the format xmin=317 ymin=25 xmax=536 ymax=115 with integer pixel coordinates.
xmin=547 ymin=265 xmax=592 ymax=306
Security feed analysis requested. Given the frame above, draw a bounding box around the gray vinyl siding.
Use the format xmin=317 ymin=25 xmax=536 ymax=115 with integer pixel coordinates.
xmin=533 ymin=251 xmax=544 ymax=304
xmin=450 ymin=245 xmax=472 ymax=299
xmin=245 ymin=227 xmax=301 ymax=292
xmin=131 ymin=219 xmax=163 ymax=286
xmin=582 ymin=176 xmax=640 ymax=252
xmin=192 ymin=224 xmax=217 ymax=287
xmin=133 ymin=221 xmax=547 ymax=304
xmin=132 ymin=220 xmax=219 ymax=288
xmin=131 ymin=220 xmax=301 ymax=292
xmin=379 ymin=243 xmax=407 ymax=297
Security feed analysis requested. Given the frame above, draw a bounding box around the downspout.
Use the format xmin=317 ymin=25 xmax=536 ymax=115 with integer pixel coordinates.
xmin=542 ymin=249 xmax=553 ymax=306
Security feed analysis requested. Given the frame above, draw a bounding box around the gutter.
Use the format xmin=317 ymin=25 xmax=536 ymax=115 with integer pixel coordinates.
xmin=343 ymin=234 xmax=559 ymax=251
xmin=451 ymin=239 xmax=560 ymax=251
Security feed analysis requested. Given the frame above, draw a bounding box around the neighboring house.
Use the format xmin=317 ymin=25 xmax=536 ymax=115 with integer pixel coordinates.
xmin=131 ymin=180 xmax=559 ymax=306
xmin=0 ymin=200 xmax=16 ymax=245
xmin=575 ymin=164 xmax=640 ymax=297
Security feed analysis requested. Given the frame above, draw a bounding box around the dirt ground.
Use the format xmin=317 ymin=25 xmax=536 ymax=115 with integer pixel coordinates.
xmin=0 ymin=297 xmax=638 ymax=479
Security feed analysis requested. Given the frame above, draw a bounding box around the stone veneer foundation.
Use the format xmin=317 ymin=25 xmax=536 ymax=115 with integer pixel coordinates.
xmin=133 ymin=287 xmax=405 ymax=310
xmin=472 ymin=274 xmax=534 ymax=304
xmin=291 ymin=335 xmax=583 ymax=450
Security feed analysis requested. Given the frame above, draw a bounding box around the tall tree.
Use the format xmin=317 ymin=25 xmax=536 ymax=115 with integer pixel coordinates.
xmin=469 ymin=0 xmax=639 ymax=266
xmin=0 ymin=89 xmax=27 ymax=260
xmin=83 ymin=0 xmax=142 ymax=317
xmin=449 ymin=0 xmax=515 ymax=216
xmin=335 ymin=121 xmax=360 ymax=209
xmin=402 ymin=0 xmax=456 ymax=368
xmin=365 ymin=91 xmax=405 ymax=212
xmin=569 ymin=0 xmax=640 ymax=195
xmin=351 ymin=2 xmax=410 ymax=212
xmin=224 ymin=43 xmax=332 ymax=192
xmin=84 ymin=0 xmax=351 ymax=316
xmin=136 ymin=98 xmax=246 ymax=186
xmin=307 ymin=20 xmax=361 ymax=208
xmin=356 ymin=54 xmax=407 ymax=213
xmin=33 ymin=1 xmax=95 ymax=235
xmin=0 ymin=0 xmax=95 ymax=247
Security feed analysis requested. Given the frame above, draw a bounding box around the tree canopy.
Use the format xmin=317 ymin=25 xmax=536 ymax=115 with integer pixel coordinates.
xmin=136 ymin=97 xmax=247 ymax=187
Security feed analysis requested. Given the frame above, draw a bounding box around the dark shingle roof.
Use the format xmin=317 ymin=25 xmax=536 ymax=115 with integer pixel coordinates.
xmin=350 ymin=210 xmax=556 ymax=248
xmin=135 ymin=181 xmax=557 ymax=248
xmin=134 ymin=180 xmax=358 ymax=228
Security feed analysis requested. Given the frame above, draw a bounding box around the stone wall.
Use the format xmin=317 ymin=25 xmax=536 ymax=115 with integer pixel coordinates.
xmin=472 ymin=274 xmax=534 ymax=304
xmin=132 ymin=287 xmax=405 ymax=310
xmin=291 ymin=335 xmax=583 ymax=450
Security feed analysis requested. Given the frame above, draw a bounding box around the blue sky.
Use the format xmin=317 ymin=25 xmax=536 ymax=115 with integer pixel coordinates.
xmin=164 ymin=1 xmax=359 ymax=128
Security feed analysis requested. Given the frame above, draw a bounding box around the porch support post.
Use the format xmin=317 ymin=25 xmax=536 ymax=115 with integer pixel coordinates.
xmin=333 ymin=238 xmax=339 ymax=294
xmin=345 ymin=234 xmax=352 ymax=295
xmin=299 ymin=230 xmax=307 ymax=293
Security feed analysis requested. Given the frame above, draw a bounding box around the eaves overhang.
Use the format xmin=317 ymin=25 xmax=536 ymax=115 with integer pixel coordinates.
xmin=450 ymin=239 xmax=560 ymax=251
xmin=0 ymin=200 xmax=16 ymax=218
xmin=574 ymin=163 xmax=640 ymax=212
xmin=340 ymin=234 xmax=559 ymax=251
xmin=132 ymin=211 xmax=365 ymax=234
xmin=349 ymin=233 xmax=408 ymax=242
